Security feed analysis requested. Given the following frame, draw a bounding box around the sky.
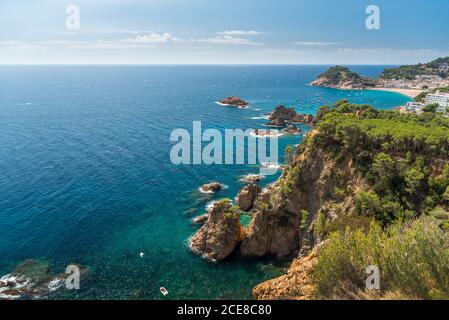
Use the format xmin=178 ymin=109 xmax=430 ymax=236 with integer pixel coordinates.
xmin=0 ymin=0 xmax=448 ymax=65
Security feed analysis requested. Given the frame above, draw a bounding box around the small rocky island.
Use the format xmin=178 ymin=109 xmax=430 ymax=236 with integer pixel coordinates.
xmin=218 ymin=96 xmax=249 ymax=107
xmin=267 ymin=105 xmax=315 ymax=128
xmin=199 ymin=182 xmax=224 ymax=193
xmin=310 ymin=66 xmax=377 ymax=89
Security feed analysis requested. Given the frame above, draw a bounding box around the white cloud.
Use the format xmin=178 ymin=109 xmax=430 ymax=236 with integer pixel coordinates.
xmin=0 ymin=40 xmax=41 ymax=49
xmin=0 ymin=32 xmax=182 ymax=50
xmin=194 ymin=35 xmax=262 ymax=46
xmin=102 ymin=30 xmax=156 ymax=35
xmin=120 ymin=32 xmax=181 ymax=44
xmin=217 ymin=30 xmax=264 ymax=36
xmin=293 ymin=41 xmax=343 ymax=46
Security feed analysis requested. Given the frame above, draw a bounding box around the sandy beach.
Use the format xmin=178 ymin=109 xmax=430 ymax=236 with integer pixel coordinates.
xmin=368 ymin=87 xmax=424 ymax=99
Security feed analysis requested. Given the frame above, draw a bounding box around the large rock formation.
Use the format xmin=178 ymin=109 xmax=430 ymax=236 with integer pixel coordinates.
xmin=240 ymin=135 xmax=365 ymax=259
xmin=267 ymin=105 xmax=315 ymax=127
xmin=267 ymin=105 xmax=297 ymax=127
xmin=189 ymin=199 xmax=244 ymax=261
xmin=219 ymin=96 xmax=249 ymax=107
xmin=235 ymin=184 xmax=262 ymax=212
xmin=310 ymin=66 xmax=377 ymax=89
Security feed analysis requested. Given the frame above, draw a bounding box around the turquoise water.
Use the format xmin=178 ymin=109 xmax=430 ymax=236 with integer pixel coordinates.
xmin=0 ymin=65 xmax=410 ymax=299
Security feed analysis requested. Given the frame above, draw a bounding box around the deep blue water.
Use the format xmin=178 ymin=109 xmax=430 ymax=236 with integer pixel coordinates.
xmin=0 ymin=65 xmax=410 ymax=299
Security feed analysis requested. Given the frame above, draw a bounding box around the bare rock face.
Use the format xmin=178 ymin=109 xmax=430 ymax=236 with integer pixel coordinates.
xmin=235 ymin=184 xmax=262 ymax=212
xmin=219 ymin=96 xmax=249 ymax=107
xmin=267 ymin=105 xmax=297 ymax=127
xmin=200 ymin=182 xmax=223 ymax=193
xmin=240 ymin=208 xmax=301 ymax=258
xmin=189 ymin=200 xmax=244 ymax=261
xmin=252 ymin=246 xmax=319 ymax=300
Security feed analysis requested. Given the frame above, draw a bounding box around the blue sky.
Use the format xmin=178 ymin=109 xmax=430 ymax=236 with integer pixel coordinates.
xmin=1 ymin=0 xmax=448 ymax=64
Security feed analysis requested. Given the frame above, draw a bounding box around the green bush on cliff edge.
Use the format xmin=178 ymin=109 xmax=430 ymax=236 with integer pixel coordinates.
xmin=313 ymin=217 xmax=449 ymax=300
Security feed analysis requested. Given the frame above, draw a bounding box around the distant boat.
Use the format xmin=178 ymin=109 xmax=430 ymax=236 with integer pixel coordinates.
xmin=160 ymin=287 xmax=169 ymax=296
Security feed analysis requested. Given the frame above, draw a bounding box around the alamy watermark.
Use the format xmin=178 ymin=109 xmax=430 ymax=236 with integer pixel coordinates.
xmin=365 ymin=265 xmax=381 ymax=290
xmin=366 ymin=5 xmax=381 ymax=30
xmin=170 ymin=121 xmax=280 ymax=175
xmin=65 ymin=264 xmax=80 ymax=290
xmin=65 ymin=5 xmax=80 ymax=30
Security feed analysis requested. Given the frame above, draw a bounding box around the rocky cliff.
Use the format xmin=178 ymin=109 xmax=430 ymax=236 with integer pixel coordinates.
xmin=253 ymin=245 xmax=320 ymax=300
xmin=248 ymin=102 xmax=449 ymax=300
xmin=241 ymin=131 xmax=366 ymax=259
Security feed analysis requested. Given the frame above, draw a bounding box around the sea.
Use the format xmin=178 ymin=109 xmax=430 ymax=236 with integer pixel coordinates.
xmin=0 ymin=65 xmax=410 ymax=299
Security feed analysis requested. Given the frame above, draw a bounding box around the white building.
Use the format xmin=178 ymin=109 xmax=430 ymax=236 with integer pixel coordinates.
xmin=406 ymin=102 xmax=424 ymax=114
xmin=424 ymin=93 xmax=449 ymax=112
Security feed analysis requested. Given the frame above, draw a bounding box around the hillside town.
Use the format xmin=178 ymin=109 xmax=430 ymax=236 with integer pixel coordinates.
xmin=381 ymin=73 xmax=449 ymax=91
xmin=382 ymin=62 xmax=449 ymax=115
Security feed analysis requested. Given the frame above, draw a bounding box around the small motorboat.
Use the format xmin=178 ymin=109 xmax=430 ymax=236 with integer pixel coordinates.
xmin=160 ymin=287 xmax=169 ymax=296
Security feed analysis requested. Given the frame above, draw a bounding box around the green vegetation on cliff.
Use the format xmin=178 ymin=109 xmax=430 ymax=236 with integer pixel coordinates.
xmin=300 ymin=101 xmax=449 ymax=299
xmin=311 ymin=66 xmax=376 ymax=89
xmin=381 ymin=57 xmax=449 ymax=80
xmin=318 ymin=66 xmax=363 ymax=82
xmin=313 ymin=100 xmax=449 ymax=224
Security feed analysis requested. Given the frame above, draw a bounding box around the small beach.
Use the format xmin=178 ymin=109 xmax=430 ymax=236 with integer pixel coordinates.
xmin=368 ymin=87 xmax=424 ymax=99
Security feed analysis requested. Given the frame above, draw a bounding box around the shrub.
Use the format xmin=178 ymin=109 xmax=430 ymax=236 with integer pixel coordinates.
xmin=354 ymin=191 xmax=381 ymax=217
xmin=313 ymin=216 xmax=449 ymax=300
xmin=314 ymin=210 xmax=328 ymax=238
xmin=300 ymin=210 xmax=310 ymax=230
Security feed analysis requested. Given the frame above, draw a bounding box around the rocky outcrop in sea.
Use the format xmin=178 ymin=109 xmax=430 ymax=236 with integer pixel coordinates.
xmin=267 ymin=105 xmax=315 ymax=127
xmin=235 ymin=184 xmax=262 ymax=212
xmin=189 ymin=199 xmax=244 ymax=261
xmin=199 ymin=182 xmax=224 ymax=194
xmin=218 ymin=96 xmax=249 ymax=107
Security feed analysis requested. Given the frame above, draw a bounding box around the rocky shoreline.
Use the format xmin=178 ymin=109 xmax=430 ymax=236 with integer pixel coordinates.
xmin=0 ymin=260 xmax=84 ymax=300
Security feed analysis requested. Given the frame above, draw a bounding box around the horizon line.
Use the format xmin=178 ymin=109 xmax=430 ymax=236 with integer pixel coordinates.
xmin=0 ymin=63 xmax=401 ymax=66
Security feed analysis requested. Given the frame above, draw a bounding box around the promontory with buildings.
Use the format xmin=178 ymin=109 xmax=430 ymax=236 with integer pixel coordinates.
xmin=311 ymin=57 xmax=449 ymax=115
